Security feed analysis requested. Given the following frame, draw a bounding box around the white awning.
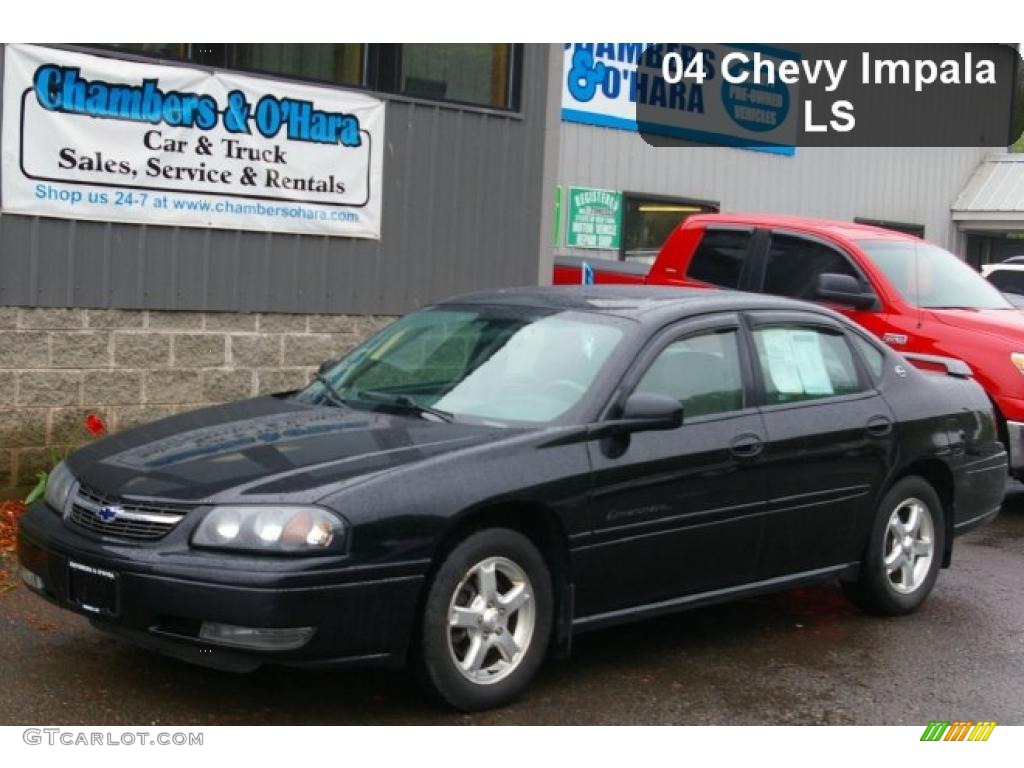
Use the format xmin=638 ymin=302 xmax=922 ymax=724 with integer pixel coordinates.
xmin=953 ymin=154 xmax=1024 ymax=230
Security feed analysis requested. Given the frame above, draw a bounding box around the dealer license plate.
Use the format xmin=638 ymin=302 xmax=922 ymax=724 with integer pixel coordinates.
xmin=68 ymin=560 xmax=119 ymax=616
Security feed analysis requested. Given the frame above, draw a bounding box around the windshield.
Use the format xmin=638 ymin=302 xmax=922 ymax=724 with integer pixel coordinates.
xmin=860 ymin=240 xmax=1012 ymax=310
xmin=297 ymin=305 xmax=627 ymax=424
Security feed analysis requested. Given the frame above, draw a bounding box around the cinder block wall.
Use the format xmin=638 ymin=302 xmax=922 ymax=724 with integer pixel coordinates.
xmin=0 ymin=307 xmax=394 ymax=496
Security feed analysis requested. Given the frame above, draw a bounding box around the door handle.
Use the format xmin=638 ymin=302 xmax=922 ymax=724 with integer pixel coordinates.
xmin=729 ymin=433 xmax=764 ymax=458
xmin=866 ymin=415 xmax=893 ymax=437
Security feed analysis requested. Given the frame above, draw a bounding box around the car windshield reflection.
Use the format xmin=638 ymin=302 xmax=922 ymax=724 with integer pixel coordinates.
xmin=297 ymin=306 xmax=627 ymax=425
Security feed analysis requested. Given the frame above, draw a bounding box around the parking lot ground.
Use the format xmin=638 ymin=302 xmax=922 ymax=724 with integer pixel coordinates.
xmin=2 ymin=485 xmax=1022 ymax=725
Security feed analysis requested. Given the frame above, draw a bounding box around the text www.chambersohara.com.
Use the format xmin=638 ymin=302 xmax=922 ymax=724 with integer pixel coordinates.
xmin=23 ymin=728 xmax=203 ymax=746
xmin=34 ymin=183 xmax=361 ymax=224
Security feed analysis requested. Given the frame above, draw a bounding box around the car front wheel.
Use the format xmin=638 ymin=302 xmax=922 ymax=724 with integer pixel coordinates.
xmin=842 ymin=476 xmax=945 ymax=616
xmin=419 ymin=528 xmax=553 ymax=711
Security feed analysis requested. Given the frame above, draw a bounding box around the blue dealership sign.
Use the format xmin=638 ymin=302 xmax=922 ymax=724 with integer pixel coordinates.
xmin=561 ymin=44 xmax=798 ymax=155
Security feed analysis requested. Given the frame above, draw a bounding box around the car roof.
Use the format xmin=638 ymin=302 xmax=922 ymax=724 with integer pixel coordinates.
xmin=685 ymin=212 xmax=917 ymax=242
xmin=439 ymin=285 xmax=845 ymax=325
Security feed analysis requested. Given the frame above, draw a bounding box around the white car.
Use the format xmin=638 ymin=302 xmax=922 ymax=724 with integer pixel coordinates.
xmin=981 ymin=263 xmax=1024 ymax=308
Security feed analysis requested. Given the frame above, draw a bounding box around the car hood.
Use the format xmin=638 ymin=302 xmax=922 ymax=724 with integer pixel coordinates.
xmin=930 ymin=307 xmax=1024 ymax=343
xmin=68 ymin=396 xmax=508 ymax=502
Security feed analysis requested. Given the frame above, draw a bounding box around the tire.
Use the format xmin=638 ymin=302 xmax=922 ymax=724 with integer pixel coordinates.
xmin=418 ymin=528 xmax=553 ymax=711
xmin=842 ymin=476 xmax=946 ymax=616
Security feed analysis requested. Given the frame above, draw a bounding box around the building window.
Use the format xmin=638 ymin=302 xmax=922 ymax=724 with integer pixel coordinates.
xmin=854 ymin=218 xmax=925 ymax=238
xmin=107 ymin=43 xmax=364 ymax=87
xmin=99 ymin=44 xmax=520 ymax=111
xmin=620 ymin=194 xmax=718 ymax=264
xmin=107 ymin=44 xmax=192 ymax=61
xmin=395 ymin=44 xmax=514 ymax=109
xmin=230 ymin=44 xmax=364 ymax=87
xmin=966 ymin=231 xmax=1024 ymax=268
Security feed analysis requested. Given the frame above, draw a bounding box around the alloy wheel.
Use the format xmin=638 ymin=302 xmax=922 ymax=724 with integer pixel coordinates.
xmin=447 ymin=556 xmax=536 ymax=685
xmin=883 ymin=497 xmax=935 ymax=594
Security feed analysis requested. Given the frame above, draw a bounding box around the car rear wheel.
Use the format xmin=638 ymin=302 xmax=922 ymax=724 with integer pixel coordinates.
xmin=418 ymin=528 xmax=553 ymax=711
xmin=842 ymin=476 xmax=945 ymax=615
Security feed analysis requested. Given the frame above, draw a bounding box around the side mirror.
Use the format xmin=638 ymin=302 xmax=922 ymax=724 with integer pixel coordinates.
xmin=538 ymin=393 xmax=684 ymax=448
xmin=815 ymin=273 xmax=877 ymax=310
xmin=615 ymin=392 xmax=684 ymax=432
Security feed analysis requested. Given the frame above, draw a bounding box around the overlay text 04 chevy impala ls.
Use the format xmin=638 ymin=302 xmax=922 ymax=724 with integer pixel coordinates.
xmin=17 ymin=287 xmax=1007 ymax=710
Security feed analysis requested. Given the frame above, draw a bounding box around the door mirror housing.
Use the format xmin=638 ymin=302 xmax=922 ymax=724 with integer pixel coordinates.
xmin=815 ymin=273 xmax=878 ymax=310
xmin=613 ymin=392 xmax=684 ymax=433
xmin=538 ymin=393 xmax=684 ymax=447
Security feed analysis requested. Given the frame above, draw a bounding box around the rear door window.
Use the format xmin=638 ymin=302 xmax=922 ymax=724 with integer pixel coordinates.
xmin=685 ymin=229 xmax=754 ymax=289
xmin=752 ymin=325 xmax=863 ymax=405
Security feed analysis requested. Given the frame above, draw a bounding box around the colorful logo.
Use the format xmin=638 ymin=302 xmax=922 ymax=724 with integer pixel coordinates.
xmin=97 ymin=505 xmax=122 ymax=523
xmin=920 ymin=721 xmax=996 ymax=742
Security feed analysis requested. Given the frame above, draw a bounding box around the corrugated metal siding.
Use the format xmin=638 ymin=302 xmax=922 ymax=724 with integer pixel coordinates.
xmin=953 ymin=154 xmax=1024 ymax=214
xmin=0 ymin=44 xmax=551 ymax=314
xmin=556 ymin=121 xmax=992 ymax=256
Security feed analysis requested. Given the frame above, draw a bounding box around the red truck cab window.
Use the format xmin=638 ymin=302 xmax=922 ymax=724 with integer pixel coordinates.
xmin=685 ymin=229 xmax=753 ymax=289
xmin=764 ymin=234 xmax=864 ymax=300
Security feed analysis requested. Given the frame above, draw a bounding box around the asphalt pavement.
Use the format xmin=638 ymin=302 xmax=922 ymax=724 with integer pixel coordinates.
xmin=2 ymin=485 xmax=1022 ymax=725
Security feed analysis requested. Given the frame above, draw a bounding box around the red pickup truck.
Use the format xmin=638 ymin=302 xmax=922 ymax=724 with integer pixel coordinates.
xmin=554 ymin=213 xmax=1024 ymax=479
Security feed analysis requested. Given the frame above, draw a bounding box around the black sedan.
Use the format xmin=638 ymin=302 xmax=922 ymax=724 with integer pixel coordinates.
xmin=17 ymin=287 xmax=1007 ymax=710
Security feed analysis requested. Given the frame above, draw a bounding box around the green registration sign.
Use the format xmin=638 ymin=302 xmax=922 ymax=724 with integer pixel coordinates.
xmin=567 ymin=186 xmax=622 ymax=250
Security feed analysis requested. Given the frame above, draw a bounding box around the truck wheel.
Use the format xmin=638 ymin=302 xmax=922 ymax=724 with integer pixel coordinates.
xmin=418 ymin=528 xmax=553 ymax=711
xmin=842 ymin=476 xmax=945 ymax=616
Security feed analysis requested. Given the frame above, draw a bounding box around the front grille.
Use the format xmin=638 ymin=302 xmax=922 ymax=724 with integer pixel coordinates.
xmin=68 ymin=486 xmax=192 ymax=541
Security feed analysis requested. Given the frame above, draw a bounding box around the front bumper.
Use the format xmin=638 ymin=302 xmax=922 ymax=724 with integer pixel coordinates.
xmin=16 ymin=502 xmax=425 ymax=672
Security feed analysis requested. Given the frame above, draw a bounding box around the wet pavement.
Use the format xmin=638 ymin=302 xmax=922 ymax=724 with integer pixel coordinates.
xmin=2 ymin=485 xmax=1022 ymax=725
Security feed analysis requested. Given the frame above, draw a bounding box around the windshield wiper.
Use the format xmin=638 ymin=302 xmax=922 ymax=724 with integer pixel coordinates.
xmin=312 ymin=373 xmax=349 ymax=409
xmin=353 ymin=389 xmax=455 ymax=422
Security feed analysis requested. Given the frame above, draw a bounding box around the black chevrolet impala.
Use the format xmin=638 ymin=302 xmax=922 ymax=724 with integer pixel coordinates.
xmin=18 ymin=287 xmax=1007 ymax=710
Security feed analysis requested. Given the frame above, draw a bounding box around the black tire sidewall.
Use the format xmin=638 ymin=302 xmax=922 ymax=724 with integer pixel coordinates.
xmin=419 ymin=528 xmax=553 ymax=711
xmin=859 ymin=476 xmax=946 ymax=615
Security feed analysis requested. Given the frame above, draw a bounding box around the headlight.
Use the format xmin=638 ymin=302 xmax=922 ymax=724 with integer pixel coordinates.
xmin=192 ymin=505 xmax=346 ymax=553
xmin=1012 ymin=352 xmax=1024 ymax=375
xmin=44 ymin=461 xmax=76 ymax=515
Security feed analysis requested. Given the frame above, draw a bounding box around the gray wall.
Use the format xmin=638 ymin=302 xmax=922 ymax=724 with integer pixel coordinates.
xmin=0 ymin=44 xmax=551 ymax=315
xmin=556 ymin=121 xmax=992 ymax=258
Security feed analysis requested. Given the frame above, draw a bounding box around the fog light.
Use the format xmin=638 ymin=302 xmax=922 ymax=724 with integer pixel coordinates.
xmin=20 ymin=567 xmax=45 ymax=591
xmin=198 ymin=622 xmax=315 ymax=651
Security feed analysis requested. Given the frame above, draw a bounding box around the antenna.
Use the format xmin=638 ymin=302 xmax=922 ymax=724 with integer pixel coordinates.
xmin=914 ymin=242 xmax=923 ymax=329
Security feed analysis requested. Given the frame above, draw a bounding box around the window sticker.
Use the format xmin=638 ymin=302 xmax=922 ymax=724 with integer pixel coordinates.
xmin=760 ymin=329 xmax=834 ymax=396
